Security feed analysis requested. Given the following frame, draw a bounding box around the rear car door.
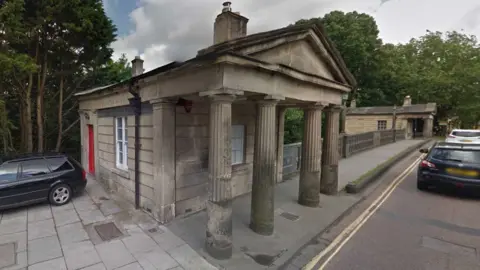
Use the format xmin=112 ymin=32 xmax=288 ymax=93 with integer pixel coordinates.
xmin=0 ymin=162 xmax=20 ymax=207
xmin=15 ymin=158 xmax=55 ymax=202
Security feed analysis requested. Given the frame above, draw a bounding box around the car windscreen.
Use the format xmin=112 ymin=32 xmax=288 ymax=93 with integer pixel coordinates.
xmin=451 ymin=131 xmax=480 ymax=137
xmin=430 ymin=148 xmax=480 ymax=164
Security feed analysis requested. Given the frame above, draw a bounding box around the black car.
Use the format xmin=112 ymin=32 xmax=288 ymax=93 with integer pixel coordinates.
xmin=0 ymin=153 xmax=87 ymax=210
xmin=417 ymin=142 xmax=480 ymax=191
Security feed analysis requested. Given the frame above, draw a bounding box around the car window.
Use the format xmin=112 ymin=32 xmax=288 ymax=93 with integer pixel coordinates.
xmin=451 ymin=131 xmax=480 ymax=137
xmin=0 ymin=163 xmax=19 ymax=182
xmin=45 ymin=157 xmax=74 ymax=172
xmin=430 ymin=148 xmax=480 ymax=164
xmin=20 ymin=159 xmax=51 ymax=178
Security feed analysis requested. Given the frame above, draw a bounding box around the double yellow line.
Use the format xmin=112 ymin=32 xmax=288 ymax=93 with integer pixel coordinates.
xmin=303 ymin=154 xmax=426 ymax=270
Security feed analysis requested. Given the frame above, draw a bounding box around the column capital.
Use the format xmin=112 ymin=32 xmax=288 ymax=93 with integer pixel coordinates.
xmin=208 ymin=94 xmax=236 ymax=104
xmin=303 ymin=102 xmax=327 ymax=110
xmin=150 ymin=98 xmax=175 ymax=105
xmin=324 ymin=104 xmax=343 ymax=113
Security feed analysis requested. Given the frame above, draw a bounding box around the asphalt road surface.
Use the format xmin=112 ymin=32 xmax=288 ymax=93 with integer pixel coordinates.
xmin=322 ymin=163 xmax=480 ymax=270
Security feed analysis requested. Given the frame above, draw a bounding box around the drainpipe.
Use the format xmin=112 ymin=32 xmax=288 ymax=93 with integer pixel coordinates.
xmin=129 ymin=56 xmax=144 ymax=209
xmin=128 ymin=82 xmax=141 ymax=209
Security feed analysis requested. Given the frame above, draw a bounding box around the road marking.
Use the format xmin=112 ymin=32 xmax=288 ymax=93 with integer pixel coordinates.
xmin=303 ymin=154 xmax=425 ymax=270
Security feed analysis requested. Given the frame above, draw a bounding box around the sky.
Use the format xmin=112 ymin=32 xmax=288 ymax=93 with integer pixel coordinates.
xmin=102 ymin=0 xmax=480 ymax=72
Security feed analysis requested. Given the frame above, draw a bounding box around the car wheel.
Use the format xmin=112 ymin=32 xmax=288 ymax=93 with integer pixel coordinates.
xmin=49 ymin=184 xmax=72 ymax=206
xmin=417 ymin=181 xmax=428 ymax=191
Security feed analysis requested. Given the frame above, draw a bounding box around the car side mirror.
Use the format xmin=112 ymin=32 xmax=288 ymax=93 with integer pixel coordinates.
xmin=419 ymin=148 xmax=429 ymax=154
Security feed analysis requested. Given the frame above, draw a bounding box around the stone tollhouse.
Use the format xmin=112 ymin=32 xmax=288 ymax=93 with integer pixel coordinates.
xmin=75 ymin=2 xmax=355 ymax=259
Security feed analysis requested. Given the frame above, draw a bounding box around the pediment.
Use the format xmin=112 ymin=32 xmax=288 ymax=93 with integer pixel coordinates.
xmin=197 ymin=24 xmax=355 ymax=87
xmin=249 ymin=39 xmax=336 ymax=81
xmin=234 ymin=29 xmax=352 ymax=86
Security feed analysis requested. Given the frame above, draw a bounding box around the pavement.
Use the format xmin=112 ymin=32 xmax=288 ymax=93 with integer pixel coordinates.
xmin=168 ymin=139 xmax=427 ymax=269
xmin=0 ymin=177 xmax=216 ymax=270
xmin=321 ymin=154 xmax=480 ymax=270
xmin=0 ymin=138 xmax=427 ymax=270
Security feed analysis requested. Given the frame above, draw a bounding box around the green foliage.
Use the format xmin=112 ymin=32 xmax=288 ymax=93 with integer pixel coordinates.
xmin=0 ymin=0 xmax=127 ymax=157
xmin=284 ymin=109 xmax=304 ymax=144
xmin=292 ymin=11 xmax=480 ymax=133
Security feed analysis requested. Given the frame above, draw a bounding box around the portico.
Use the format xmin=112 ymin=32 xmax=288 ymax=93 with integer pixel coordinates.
xmin=75 ymin=2 xmax=355 ymax=260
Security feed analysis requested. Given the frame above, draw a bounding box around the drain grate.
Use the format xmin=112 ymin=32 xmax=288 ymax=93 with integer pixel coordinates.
xmin=94 ymin=222 xmax=123 ymax=241
xmin=280 ymin=211 xmax=300 ymax=221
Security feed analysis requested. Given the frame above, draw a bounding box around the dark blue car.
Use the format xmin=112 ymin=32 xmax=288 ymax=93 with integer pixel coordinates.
xmin=0 ymin=153 xmax=86 ymax=210
xmin=417 ymin=142 xmax=480 ymax=191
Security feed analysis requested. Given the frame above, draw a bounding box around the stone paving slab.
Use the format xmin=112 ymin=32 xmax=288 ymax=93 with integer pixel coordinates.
xmin=0 ymin=176 xmax=218 ymax=270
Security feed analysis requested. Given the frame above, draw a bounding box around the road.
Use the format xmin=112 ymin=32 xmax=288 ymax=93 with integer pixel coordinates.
xmin=318 ymin=159 xmax=480 ymax=270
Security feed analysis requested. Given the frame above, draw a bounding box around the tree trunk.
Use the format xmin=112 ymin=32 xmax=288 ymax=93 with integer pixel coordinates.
xmin=55 ymin=75 xmax=64 ymax=152
xmin=19 ymin=99 xmax=26 ymax=152
xmin=36 ymin=52 xmax=47 ymax=153
xmin=26 ymin=73 xmax=33 ymax=153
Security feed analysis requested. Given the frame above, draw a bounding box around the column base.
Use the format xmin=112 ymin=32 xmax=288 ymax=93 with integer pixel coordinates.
xmin=153 ymin=204 xmax=175 ymax=224
xmin=299 ymin=171 xmax=320 ymax=207
xmin=205 ymin=200 xmax=233 ymax=260
xmin=249 ymin=221 xmax=274 ymax=236
xmin=205 ymin=238 xmax=233 ymax=260
xmin=320 ymin=165 xmax=338 ymax=195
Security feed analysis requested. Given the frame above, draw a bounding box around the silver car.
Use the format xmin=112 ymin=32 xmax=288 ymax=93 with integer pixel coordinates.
xmin=446 ymin=129 xmax=480 ymax=144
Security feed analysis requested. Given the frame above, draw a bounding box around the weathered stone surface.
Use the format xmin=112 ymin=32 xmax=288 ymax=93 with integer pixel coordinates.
xmin=299 ymin=104 xmax=323 ymax=207
xmin=205 ymin=95 xmax=234 ymax=259
xmin=321 ymin=105 xmax=341 ymax=195
xmin=250 ymin=100 xmax=278 ymax=235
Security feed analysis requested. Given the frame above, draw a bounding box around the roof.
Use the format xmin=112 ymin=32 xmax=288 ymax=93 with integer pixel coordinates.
xmin=347 ymin=103 xmax=437 ymax=115
xmin=198 ymin=22 xmax=356 ymax=87
xmin=75 ymin=22 xmax=356 ymax=98
xmin=75 ymin=61 xmax=185 ymax=97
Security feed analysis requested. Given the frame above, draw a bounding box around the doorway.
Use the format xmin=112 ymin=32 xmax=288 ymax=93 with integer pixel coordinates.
xmin=88 ymin=125 xmax=95 ymax=174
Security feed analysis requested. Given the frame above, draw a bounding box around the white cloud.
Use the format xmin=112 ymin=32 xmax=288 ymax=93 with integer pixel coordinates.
xmin=109 ymin=0 xmax=480 ymax=72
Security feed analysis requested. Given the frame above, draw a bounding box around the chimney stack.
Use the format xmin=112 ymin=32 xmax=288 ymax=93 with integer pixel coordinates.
xmin=131 ymin=56 xmax=144 ymax=77
xmin=213 ymin=2 xmax=249 ymax=44
xmin=403 ymin=95 xmax=412 ymax=106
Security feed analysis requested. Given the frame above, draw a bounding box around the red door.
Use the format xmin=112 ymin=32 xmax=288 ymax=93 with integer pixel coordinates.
xmin=88 ymin=125 xmax=95 ymax=174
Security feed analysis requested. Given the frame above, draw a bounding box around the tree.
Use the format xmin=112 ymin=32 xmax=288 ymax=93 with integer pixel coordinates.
xmin=294 ymin=11 xmax=383 ymax=106
xmin=0 ymin=0 xmax=118 ymax=156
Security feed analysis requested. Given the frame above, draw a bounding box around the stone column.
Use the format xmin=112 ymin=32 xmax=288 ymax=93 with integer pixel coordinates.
xmin=340 ymin=105 xmax=347 ymax=134
xmin=250 ymin=99 xmax=278 ymax=235
xmin=276 ymin=107 xmax=287 ymax=183
xmin=151 ymin=99 xmax=176 ymax=224
xmin=299 ymin=104 xmax=324 ymax=207
xmin=206 ymin=95 xmax=235 ymax=260
xmin=321 ymin=105 xmax=341 ymax=195
xmin=423 ymin=117 xmax=433 ymax=137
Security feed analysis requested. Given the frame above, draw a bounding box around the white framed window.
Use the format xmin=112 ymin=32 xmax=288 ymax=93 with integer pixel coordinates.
xmin=232 ymin=125 xmax=245 ymax=165
xmin=115 ymin=117 xmax=128 ymax=170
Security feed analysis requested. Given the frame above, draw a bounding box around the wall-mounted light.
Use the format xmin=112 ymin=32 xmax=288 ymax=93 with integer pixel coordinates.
xmin=84 ymin=112 xmax=90 ymax=120
xmin=176 ymin=98 xmax=193 ymax=113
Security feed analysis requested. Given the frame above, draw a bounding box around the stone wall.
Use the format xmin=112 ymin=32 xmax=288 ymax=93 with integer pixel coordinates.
xmin=174 ymin=102 xmax=256 ymax=216
xmin=95 ymin=112 xmax=155 ymax=212
xmin=346 ymin=115 xmax=405 ymax=134
xmin=282 ymin=128 xmax=407 ymax=178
